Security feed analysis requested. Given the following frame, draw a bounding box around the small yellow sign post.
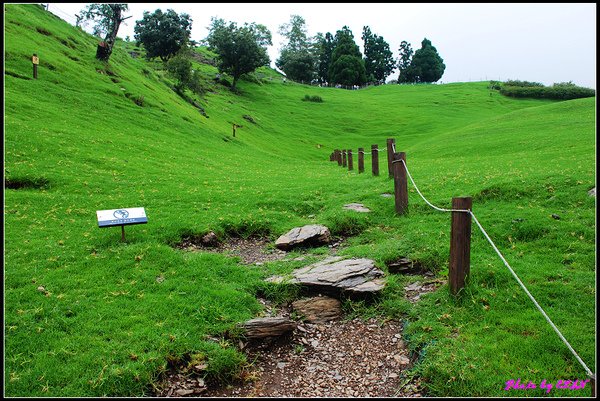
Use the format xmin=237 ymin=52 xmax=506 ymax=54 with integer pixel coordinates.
xmin=32 ymin=53 xmax=39 ymax=79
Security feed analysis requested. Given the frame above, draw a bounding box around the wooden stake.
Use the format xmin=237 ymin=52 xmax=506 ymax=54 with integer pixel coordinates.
xmin=371 ymin=144 xmax=379 ymax=176
xmin=342 ymin=150 xmax=347 ymax=167
xmin=336 ymin=149 xmax=342 ymax=166
xmin=386 ymin=138 xmax=395 ymax=178
xmin=449 ymin=197 xmax=472 ymax=295
xmin=358 ymin=147 xmax=364 ymax=173
xmin=32 ymin=53 xmax=39 ymax=79
xmin=121 ymin=225 xmax=126 ymax=242
xmin=392 ymin=152 xmax=408 ymax=215
xmin=348 ymin=149 xmax=353 ymax=171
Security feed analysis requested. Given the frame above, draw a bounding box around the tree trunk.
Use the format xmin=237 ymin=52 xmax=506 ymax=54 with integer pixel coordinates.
xmin=95 ymin=5 xmax=123 ymax=62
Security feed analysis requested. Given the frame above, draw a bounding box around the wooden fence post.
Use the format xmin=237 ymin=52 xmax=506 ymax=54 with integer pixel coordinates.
xmin=449 ymin=197 xmax=472 ymax=295
xmin=386 ymin=138 xmax=395 ymax=178
xmin=32 ymin=53 xmax=39 ymax=79
xmin=342 ymin=150 xmax=347 ymax=167
xmin=392 ymin=152 xmax=408 ymax=215
xmin=371 ymin=144 xmax=379 ymax=176
xmin=348 ymin=149 xmax=353 ymax=171
xmin=358 ymin=147 xmax=364 ymax=173
xmin=336 ymin=149 xmax=342 ymax=166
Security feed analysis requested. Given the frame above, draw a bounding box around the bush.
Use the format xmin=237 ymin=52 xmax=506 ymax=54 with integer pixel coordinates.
xmin=499 ymin=84 xmax=595 ymax=100
xmin=488 ymin=80 xmax=502 ymax=90
xmin=503 ymin=79 xmax=544 ymax=87
xmin=302 ymin=94 xmax=323 ymax=103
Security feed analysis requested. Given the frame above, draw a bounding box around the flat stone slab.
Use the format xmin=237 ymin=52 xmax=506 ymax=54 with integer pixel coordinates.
xmin=240 ymin=317 xmax=297 ymax=339
xmin=267 ymin=256 xmax=386 ymax=295
xmin=589 ymin=187 xmax=596 ymax=197
xmin=292 ymin=296 xmax=342 ymax=323
xmin=343 ymin=203 xmax=371 ymax=212
xmin=275 ymin=224 xmax=331 ymax=251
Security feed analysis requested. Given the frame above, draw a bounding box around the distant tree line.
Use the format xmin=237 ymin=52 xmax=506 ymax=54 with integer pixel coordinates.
xmin=80 ymin=7 xmax=446 ymax=89
xmin=276 ymin=15 xmax=445 ymax=86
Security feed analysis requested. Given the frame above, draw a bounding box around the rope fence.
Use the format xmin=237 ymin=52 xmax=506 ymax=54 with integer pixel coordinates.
xmin=328 ymin=138 xmax=596 ymax=393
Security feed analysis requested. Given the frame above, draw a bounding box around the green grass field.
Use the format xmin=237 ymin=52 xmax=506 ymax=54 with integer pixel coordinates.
xmin=4 ymin=4 xmax=596 ymax=397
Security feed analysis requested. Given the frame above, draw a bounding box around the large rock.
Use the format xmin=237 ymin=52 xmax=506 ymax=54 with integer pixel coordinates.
xmin=240 ymin=317 xmax=296 ymax=339
xmin=267 ymin=256 xmax=386 ymax=295
xmin=292 ymin=296 xmax=342 ymax=323
xmin=275 ymin=224 xmax=331 ymax=251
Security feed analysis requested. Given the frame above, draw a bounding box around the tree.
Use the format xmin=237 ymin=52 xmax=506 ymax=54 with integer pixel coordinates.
xmin=407 ymin=38 xmax=445 ymax=83
xmin=134 ymin=9 xmax=192 ymax=62
xmin=205 ymin=18 xmax=272 ymax=90
xmin=396 ymin=40 xmax=414 ymax=83
xmin=275 ymin=15 xmax=317 ymax=82
xmin=314 ymin=32 xmax=335 ymax=83
xmin=361 ymin=26 xmax=395 ymax=83
xmin=80 ymin=4 xmax=130 ymax=61
xmin=166 ymin=50 xmax=201 ymax=93
xmin=328 ymin=26 xmax=366 ymax=86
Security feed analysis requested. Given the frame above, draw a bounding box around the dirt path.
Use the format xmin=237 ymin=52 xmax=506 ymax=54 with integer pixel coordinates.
xmin=157 ymin=237 xmax=429 ymax=397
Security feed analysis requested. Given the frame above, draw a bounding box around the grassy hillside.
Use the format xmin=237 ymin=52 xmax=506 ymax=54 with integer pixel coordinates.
xmin=4 ymin=4 xmax=596 ymax=397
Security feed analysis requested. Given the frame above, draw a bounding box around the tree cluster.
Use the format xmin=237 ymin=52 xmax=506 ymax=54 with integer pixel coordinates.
xmin=397 ymin=38 xmax=445 ymax=83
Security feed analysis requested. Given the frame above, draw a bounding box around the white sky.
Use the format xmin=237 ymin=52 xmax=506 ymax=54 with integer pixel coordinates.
xmin=46 ymin=3 xmax=596 ymax=88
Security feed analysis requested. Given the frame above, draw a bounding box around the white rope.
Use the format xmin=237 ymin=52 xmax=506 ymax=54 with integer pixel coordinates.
xmin=469 ymin=212 xmax=594 ymax=378
xmin=399 ymin=159 xmax=469 ymax=213
xmin=399 ymin=158 xmax=594 ymax=378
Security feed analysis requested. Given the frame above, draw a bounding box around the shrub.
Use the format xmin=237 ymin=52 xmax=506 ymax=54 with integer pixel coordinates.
xmin=503 ymin=79 xmax=544 ymax=87
xmin=498 ymin=79 xmax=595 ymax=100
xmin=488 ymin=80 xmax=502 ymax=90
xmin=499 ymin=85 xmax=595 ymax=100
xmin=302 ymin=94 xmax=323 ymax=103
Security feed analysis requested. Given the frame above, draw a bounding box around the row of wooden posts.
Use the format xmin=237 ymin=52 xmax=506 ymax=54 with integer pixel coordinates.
xmin=329 ymin=138 xmax=472 ymax=296
xmin=330 ymin=139 xmax=596 ymax=396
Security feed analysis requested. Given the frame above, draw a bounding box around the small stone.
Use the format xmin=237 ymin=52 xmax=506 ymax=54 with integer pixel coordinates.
xmin=389 ymin=373 xmax=399 ymax=379
xmin=551 ymin=214 xmax=561 ymax=220
xmin=588 ymin=187 xmax=596 ymax=197
xmin=276 ymin=362 xmax=287 ymax=369
xmin=37 ymin=286 xmax=46 ymax=292
xmin=343 ymin=203 xmax=371 ymax=212
xmin=175 ymin=389 xmax=194 ymax=396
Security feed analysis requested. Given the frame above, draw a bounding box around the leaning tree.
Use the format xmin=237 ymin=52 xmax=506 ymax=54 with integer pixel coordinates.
xmin=80 ymin=3 xmax=131 ymax=62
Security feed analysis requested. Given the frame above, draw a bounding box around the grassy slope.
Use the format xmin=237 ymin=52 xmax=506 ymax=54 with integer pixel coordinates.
xmin=4 ymin=4 xmax=596 ymax=397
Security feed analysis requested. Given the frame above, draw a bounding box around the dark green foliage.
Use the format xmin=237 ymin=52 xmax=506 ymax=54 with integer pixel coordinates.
xmin=361 ymin=26 xmax=395 ymax=83
xmin=499 ymin=81 xmax=595 ymax=100
xmin=328 ymin=26 xmax=366 ymax=86
xmin=397 ymin=41 xmax=414 ymax=83
xmin=488 ymin=80 xmax=502 ymax=90
xmin=277 ymin=49 xmax=316 ymax=82
xmin=302 ymin=94 xmax=323 ymax=103
xmin=406 ymin=38 xmax=445 ymax=83
xmin=504 ymin=80 xmax=544 ymax=87
xmin=205 ymin=18 xmax=272 ymax=90
xmin=275 ymin=15 xmax=317 ymax=82
xmin=314 ymin=32 xmax=335 ymax=83
xmin=134 ymin=9 xmax=192 ymax=62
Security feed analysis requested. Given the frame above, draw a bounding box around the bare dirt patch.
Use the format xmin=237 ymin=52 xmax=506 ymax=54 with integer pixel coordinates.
xmin=175 ymin=237 xmax=287 ymax=264
xmin=154 ymin=298 xmax=423 ymax=398
xmin=174 ymin=236 xmax=348 ymax=265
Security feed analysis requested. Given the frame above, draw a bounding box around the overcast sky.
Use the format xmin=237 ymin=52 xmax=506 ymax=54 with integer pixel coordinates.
xmin=47 ymin=3 xmax=596 ymax=88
